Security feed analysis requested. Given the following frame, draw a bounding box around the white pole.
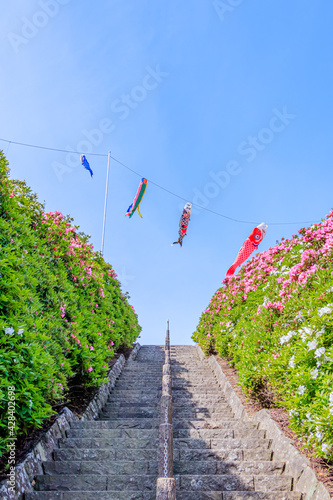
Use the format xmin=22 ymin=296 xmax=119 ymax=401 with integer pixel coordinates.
xmin=101 ymin=151 xmax=111 ymax=255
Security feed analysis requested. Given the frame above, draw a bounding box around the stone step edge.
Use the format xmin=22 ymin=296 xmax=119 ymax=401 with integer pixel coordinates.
xmin=196 ymin=343 xmax=330 ymax=500
xmin=0 ymin=343 xmax=141 ymax=500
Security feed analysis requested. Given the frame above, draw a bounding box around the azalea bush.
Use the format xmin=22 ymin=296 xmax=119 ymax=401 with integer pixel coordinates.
xmin=193 ymin=210 xmax=333 ymax=460
xmin=0 ymin=151 xmax=141 ymax=456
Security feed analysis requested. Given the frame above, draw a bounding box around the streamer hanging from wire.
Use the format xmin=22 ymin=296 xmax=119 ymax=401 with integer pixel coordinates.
xmin=0 ymin=137 xmax=320 ymax=226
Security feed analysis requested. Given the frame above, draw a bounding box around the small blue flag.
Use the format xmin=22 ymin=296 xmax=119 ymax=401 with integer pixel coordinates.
xmin=80 ymin=154 xmax=93 ymax=177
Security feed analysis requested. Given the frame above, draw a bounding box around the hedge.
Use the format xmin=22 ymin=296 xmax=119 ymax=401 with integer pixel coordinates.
xmin=193 ymin=211 xmax=333 ymax=460
xmin=0 ymin=151 xmax=141 ymax=457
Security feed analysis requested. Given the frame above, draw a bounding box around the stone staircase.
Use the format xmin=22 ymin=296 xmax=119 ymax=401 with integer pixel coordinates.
xmin=25 ymin=344 xmax=305 ymax=499
xmin=171 ymin=345 xmax=302 ymax=499
xmin=26 ymin=345 xmax=164 ymax=500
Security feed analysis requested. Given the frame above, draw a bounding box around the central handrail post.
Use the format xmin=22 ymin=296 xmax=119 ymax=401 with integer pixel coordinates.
xmin=156 ymin=320 xmax=176 ymax=500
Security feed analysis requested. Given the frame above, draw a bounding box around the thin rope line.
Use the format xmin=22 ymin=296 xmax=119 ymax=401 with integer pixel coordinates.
xmin=0 ymin=138 xmax=107 ymax=156
xmin=0 ymin=137 xmax=320 ymax=226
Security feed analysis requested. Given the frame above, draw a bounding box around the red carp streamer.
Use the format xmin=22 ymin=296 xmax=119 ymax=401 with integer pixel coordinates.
xmin=226 ymin=223 xmax=267 ymax=277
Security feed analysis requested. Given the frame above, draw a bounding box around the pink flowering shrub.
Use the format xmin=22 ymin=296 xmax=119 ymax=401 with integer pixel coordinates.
xmin=0 ymin=153 xmax=141 ymax=455
xmin=193 ymin=210 xmax=333 ymax=459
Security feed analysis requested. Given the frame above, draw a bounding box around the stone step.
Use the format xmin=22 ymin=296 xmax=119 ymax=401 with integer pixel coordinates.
xmin=122 ymin=366 xmax=162 ymax=371
xmin=119 ymin=375 xmax=161 ymax=380
xmin=172 ymin=387 xmax=222 ymax=393
xmin=172 ymin=400 xmax=228 ymax=406
xmin=175 ymin=474 xmax=293 ymax=492
xmin=34 ymin=473 xmax=156 ymax=492
xmin=176 ymin=492 xmax=302 ymax=500
xmin=43 ymin=459 xmax=158 ymax=475
xmin=104 ymin=403 xmax=230 ymax=412
xmin=100 ymin=408 xmax=159 ymax=419
xmin=114 ymin=382 xmax=160 ymax=388
xmin=172 ymin=394 xmax=226 ymax=400
xmin=174 ymin=460 xmax=284 ymax=475
xmin=26 ymin=491 xmax=156 ymax=500
xmin=114 ymin=383 xmax=162 ymax=390
xmin=70 ymin=418 xmax=159 ymax=430
xmin=54 ymin=448 xmax=157 ymax=462
xmin=110 ymin=387 xmax=161 ymax=393
xmin=66 ymin=428 xmax=158 ymax=439
xmin=105 ymin=400 xmax=160 ymax=408
xmin=171 ymin=369 xmax=212 ymax=373
xmin=174 ymin=437 xmax=271 ymax=450
xmin=173 ymin=420 xmax=256 ymax=430
xmin=173 ymin=429 xmax=266 ymax=439
xmin=173 ymin=381 xmax=218 ymax=386
xmin=172 ymin=410 xmax=235 ymax=419
xmin=109 ymin=390 xmax=161 ymax=397
xmin=172 ymin=398 xmax=231 ymax=411
xmin=177 ymin=448 xmax=273 ymax=462
xmin=116 ymin=377 xmax=161 ymax=383
xmin=58 ymin=437 xmax=158 ymax=449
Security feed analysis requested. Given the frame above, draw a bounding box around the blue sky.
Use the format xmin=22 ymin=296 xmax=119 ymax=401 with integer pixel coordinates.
xmin=1 ymin=0 xmax=333 ymax=345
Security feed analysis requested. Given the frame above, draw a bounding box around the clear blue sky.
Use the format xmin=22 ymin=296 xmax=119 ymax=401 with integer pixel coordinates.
xmin=1 ymin=1 xmax=332 ymax=345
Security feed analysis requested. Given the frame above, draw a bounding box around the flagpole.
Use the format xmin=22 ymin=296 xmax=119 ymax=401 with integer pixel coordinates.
xmin=101 ymin=151 xmax=111 ymax=255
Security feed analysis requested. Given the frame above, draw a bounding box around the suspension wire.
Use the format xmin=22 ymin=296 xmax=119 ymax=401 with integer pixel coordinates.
xmin=0 ymin=137 xmax=319 ymax=226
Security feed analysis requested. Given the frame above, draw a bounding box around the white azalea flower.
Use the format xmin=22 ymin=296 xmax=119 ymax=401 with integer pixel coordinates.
xmin=5 ymin=327 xmax=14 ymax=335
xmin=329 ymin=392 xmax=333 ymax=405
xmin=288 ymin=356 xmax=295 ymax=369
xmin=307 ymin=340 xmax=318 ymax=351
xmin=322 ymin=443 xmax=330 ymax=454
xmin=310 ymin=368 xmax=319 ymax=379
xmin=280 ymin=331 xmax=295 ymax=345
xmin=314 ymin=347 xmax=326 ymax=358
xmin=318 ymin=306 xmax=332 ymax=317
xmin=299 ymin=327 xmax=313 ymax=341
xmin=298 ymin=385 xmax=306 ymax=395
xmin=315 ymin=429 xmax=323 ymax=442
xmin=28 ymin=400 xmax=33 ymax=409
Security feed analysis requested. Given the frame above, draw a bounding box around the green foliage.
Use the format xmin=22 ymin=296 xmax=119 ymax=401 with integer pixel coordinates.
xmin=193 ymin=212 xmax=333 ymax=460
xmin=0 ymin=151 xmax=141 ymax=456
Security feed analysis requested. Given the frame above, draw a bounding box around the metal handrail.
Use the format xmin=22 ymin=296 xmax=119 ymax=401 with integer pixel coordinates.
xmin=156 ymin=320 xmax=176 ymax=499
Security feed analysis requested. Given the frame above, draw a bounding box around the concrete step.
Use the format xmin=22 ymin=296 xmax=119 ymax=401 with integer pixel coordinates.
xmin=172 ymin=410 xmax=235 ymax=419
xmin=34 ymin=473 xmax=156 ymax=491
xmin=105 ymin=400 xmax=160 ymax=408
xmin=174 ymin=437 xmax=271 ymax=450
xmin=176 ymin=492 xmax=302 ymax=500
xmin=100 ymin=408 xmax=159 ymax=419
xmin=175 ymin=474 xmax=293 ymax=492
xmin=177 ymin=448 xmax=273 ymax=462
xmin=174 ymin=460 xmax=284 ymax=475
xmin=70 ymin=418 xmax=159 ymax=430
xmin=109 ymin=389 xmax=161 ymax=395
xmin=171 ymin=394 xmax=226 ymax=401
xmin=43 ymin=459 xmax=158 ymax=475
xmin=172 ymin=382 xmax=219 ymax=387
xmin=58 ymin=437 xmax=158 ymax=449
xmin=173 ymin=420 xmax=256 ymax=430
xmin=54 ymin=448 xmax=157 ymax=462
xmin=172 ymin=398 xmax=231 ymax=411
xmin=172 ymin=387 xmax=222 ymax=394
xmin=173 ymin=429 xmax=266 ymax=440
xmin=110 ymin=388 xmax=161 ymax=394
xmin=114 ymin=383 xmax=162 ymax=390
xmin=117 ymin=373 xmax=162 ymax=379
xmin=26 ymin=491 xmax=156 ymax=500
xmin=66 ymin=428 xmax=158 ymax=439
